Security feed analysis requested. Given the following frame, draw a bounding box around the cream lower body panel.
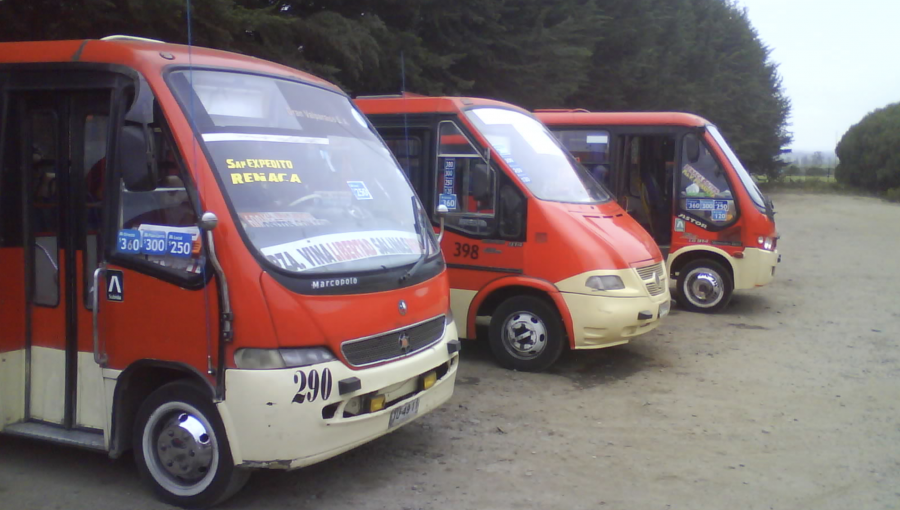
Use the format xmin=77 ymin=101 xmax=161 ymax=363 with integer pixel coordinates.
xmin=561 ymin=292 xmax=669 ymax=349
xmin=75 ymin=351 xmax=106 ymax=430
xmin=449 ymin=289 xmax=477 ymax=338
xmin=0 ymin=349 xmax=26 ymax=428
xmin=0 ymin=348 xmax=110 ymax=437
xmin=28 ymin=346 xmax=66 ymax=424
xmin=218 ymin=323 xmax=459 ymax=469
xmin=733 ymin=248 xmax=779 ymax=290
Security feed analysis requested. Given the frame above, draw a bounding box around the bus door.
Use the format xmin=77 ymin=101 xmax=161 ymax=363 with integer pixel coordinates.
xmin=612 ymin=131 xmax=678 ymax=248
xmin=2 ymin=89 xmax=111 ymax=432
xmin=378 ymin=119 xmax=527 ymax=332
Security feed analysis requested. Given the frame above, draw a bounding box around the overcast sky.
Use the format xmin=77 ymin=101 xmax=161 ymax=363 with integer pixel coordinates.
xmin=736 ymin=0 xmax=900 ymax=153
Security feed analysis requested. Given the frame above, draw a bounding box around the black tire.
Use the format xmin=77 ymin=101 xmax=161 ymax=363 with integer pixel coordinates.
xmin=488 ymin=295 xmax=565 ymax=372
xmin=675 ymin=259 xmax=734 ymax=313
xmin=133 ymin=380 xmax=250 ymax=509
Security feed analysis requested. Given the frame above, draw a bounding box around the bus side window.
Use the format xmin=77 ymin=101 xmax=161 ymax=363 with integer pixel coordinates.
xmin=436 ymin=121 xmax=496 ymax=237
xmin=679 ymin=134 xmax=735 ymax=226
xmin=83 ymin=113 xmax=108 ymax=308
xmin=115 ymin=126 xmax=204 ymax=275
xmin=31 ymin=110 xmax=61 ymax=307
xmin=498 ymin=173 xmax=525 ymax=240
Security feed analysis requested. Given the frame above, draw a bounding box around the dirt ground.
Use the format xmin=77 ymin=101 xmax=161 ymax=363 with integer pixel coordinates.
xmin=2 ymin=192 xmax=899 ymax=510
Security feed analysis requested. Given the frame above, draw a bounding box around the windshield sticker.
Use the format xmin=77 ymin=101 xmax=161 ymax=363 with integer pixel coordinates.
xmin=439 ymin=193 xmax=458 ymax=210
xmin=285 ymin=108 xmax=351 ymax=127
xmin=239 ymin=212 xmax=330 ymax=228
xmin=347 ymin=181 xmax=373 ymax=200
xmin=226 ymin=158 xmax=294 ymax=170
xmin=203 ymin=133 xmax=330 ymax=145
xmin=682 ymin=164 xmax=721 ymax=196
xmin=261 ymin=230 xmax=421 ymax=272
xmin=712 ymin=210 xmax=728 ymax=221
xmin=117 ymin=229 xmax=142 ymax=254
xmin=675 ymin=218 xmax=685 ymax=232
xmin=231 ymin=172 xmax=302 ymax=185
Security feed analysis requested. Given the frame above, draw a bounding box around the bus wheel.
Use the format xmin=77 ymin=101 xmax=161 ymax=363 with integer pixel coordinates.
xmin=134 ymin=380 xmax=250 ymax=509
xmin=489 ymin=296 xmax=565 ymax=372
xmin=676 ymin=259 xmax=734 ymax=313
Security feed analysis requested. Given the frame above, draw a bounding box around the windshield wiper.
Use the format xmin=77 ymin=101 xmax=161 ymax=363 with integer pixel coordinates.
xmin=399 ymin=195 xmax=428 ymax=284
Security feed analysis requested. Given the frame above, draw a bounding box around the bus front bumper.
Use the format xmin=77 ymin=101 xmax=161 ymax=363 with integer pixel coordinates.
xmin=217 ymin=322 xmax=459 ymax=469
xmin=733 ymin=247 xmax=780 ymax=289
xmin=561 ymin=291 xmax=670 ymax=349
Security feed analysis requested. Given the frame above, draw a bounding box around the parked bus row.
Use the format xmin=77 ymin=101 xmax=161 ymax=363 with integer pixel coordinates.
xmin=0 ymin=37 xmax=778 ymax=508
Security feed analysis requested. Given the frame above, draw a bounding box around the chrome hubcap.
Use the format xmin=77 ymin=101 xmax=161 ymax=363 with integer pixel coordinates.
xmin=502 ymin=311 xmax=548 ymax=360
xmin=684 ymin=267 xmax=724 ymax=308
xmin=143 ymin=402 xmax=218 ymax=496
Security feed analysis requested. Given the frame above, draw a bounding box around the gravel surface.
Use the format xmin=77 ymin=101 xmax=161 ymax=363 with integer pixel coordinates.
xmin=2 ymin=192 xmax=899 ymax=510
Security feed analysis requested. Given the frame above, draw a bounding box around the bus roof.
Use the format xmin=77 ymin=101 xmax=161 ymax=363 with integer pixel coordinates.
xmin=0 ymin=38 xmax=340 ymax=91
xmin=355 ymin=94 xmax=531 ymax=116
xmin=534 ymin=110 xmax=710 ymax=128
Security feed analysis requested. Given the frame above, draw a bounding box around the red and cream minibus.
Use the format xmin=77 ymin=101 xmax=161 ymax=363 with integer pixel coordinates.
xmin=356 ymin=95 xmax=670 ymax=372
xmin=0 ymin=37 xmax=458 ymax=507
xmin=537 ymin=111 xmax=780 ymax=313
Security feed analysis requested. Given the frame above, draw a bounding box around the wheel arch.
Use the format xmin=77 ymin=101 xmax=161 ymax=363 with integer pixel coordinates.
xmin=108 ymin=360 xmax=214 ymax=459
xmin=668 ymin=246 xmax=735 ymax=282
xmin=466 ymin=276 xmax=576 ymax=349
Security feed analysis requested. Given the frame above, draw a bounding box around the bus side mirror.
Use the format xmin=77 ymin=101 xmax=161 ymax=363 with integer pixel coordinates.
xmin=685 ymin=134 xmax=700 ymax=164
xmin=119 ymin=124 xmax=158 ymax=192
xmin=436 ymin=204 xmax=449 ymax=242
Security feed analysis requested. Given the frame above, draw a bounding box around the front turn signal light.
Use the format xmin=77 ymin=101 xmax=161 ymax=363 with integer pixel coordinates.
xmin=369 ymin=395 xmax=386 ymax=413
xmin=422 ymin=371 xmax=438 ymax=390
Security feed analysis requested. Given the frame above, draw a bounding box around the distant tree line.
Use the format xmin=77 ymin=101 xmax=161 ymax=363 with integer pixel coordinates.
xmin=0 ymin=0 xmax=791 ymax=177
xmin=835 ymin=102 xmax=900 ymax=198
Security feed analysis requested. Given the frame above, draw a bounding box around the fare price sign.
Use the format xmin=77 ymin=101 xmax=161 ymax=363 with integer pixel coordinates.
xmin=117 ymin=226 xmax=199 ymax=258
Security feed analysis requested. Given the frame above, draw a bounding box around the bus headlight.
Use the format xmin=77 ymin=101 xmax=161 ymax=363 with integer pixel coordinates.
xmin=586 ymin=275 xmax=625 ymax=291
xmin=234 ymin=347 xmax=336 ymax=369
xmin=757 ymin=236 xmax=775 ymax=251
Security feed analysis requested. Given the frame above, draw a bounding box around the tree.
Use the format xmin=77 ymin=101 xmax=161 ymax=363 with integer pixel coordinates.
xmin=0 ymin=0 xmax=791 ymax=174
xmin=566 ymin=0 xmax=791 ymax=180
xmin=835 ymin=102 xmax=900 ymax=192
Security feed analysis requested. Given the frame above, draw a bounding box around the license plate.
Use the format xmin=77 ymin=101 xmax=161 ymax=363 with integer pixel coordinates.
xmin=388 ymin=398 xmax=419 ymax=428
xmin=659 ymin=300 xmax=671 ymax=318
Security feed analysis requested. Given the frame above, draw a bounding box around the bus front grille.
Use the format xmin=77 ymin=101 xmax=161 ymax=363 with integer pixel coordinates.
xmin=636 ymin=262 xmax=667 ymax=296
xmin=341 ymin=316 xmax=446 ymax=367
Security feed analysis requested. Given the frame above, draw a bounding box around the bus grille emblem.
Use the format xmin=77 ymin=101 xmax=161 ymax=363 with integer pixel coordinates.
xmin=398 ymin=300 xmax=408 ymax=315
xmin=398 ymin=333 xmax=411 ymax=354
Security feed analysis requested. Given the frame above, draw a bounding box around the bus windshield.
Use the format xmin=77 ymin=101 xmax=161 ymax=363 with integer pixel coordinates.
xmin=707 ymin=125 xmax=767 ymax=211
xmin=463 ymin=108 xmax=611 ymax=204
xmin=169 ymin=70 xmax=427 ymax=275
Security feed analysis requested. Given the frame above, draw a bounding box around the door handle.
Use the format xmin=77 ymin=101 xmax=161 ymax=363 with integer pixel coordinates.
xmin=92 ymin=265 xmax=108 ymax=365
